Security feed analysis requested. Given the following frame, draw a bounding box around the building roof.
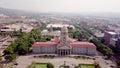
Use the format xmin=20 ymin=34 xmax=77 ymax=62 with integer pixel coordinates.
xmin=106 ymin=31 xmax=117 ymax=35
xmin=70 ymin=42 xmax=96 ymax=48
xmin=46 ymin=24 xmax=74 ymax=29
xmin=32 ymin=42 xmax=57 ymax=47
xmin=32 ymin=41 xmax=96 ymax=48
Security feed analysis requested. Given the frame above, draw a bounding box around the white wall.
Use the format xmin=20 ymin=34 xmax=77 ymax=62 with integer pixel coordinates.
xmin=33 ymin=46 xmax=56 ymax=54
xmin=72 ymin=47 xmax=96 ymax=55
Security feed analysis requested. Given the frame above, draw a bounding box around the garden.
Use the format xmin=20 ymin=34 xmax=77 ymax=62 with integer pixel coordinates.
xmin=27 ymin=62 xmax=54 ymax=68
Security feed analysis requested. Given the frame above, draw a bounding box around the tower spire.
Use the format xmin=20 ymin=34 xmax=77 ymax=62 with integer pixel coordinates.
xmin=60 ymin=26 xmax=69 ymax=46
xmin=50 ymin=25 xmax=53 ymax=32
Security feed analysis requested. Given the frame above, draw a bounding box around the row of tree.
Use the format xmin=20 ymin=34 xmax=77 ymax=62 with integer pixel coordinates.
xmin=68 ymin=26 xmax=90 ymax=40
xmin=90 ymin=38 xmax=113 ymax=58
xmin=68 ymin=29 xmax=82 ymax=39
xmin=74 ymin=24 xmax=113 ymax=58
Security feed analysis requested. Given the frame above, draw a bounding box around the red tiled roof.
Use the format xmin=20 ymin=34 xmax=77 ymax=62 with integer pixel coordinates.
xmin=70 ymin=42 xmax=96 ymax=48
xmin=33 ymin=42 xmax=96 ymax=48
xmin=32 ymin=42 xmax=58 ymax=47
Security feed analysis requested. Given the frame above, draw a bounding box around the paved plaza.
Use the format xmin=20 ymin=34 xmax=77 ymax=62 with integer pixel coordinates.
xmin=16 ymin=54 xmax=95 ymax=68
xmin=15 ymin=54 xmax=116 ymax=68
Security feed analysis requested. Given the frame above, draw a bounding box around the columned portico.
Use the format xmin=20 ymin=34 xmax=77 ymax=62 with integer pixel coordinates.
xmin=57 ymin=49 xmax=71 ymax=56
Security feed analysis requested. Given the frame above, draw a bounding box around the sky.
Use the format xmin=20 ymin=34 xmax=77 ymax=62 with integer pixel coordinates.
xmin=0 ymin=0 xmax=120 ymax=13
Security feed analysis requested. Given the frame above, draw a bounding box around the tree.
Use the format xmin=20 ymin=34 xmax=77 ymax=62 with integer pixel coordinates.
xmin=40 ymin=37 xmax=47 ymax=42
xmin=46 ymin=36 xmax=53 ymax=41
xmin=90 ymin=38 xmax=114 ymax=58
xmin=47 ymin=63 xmax=54 ymax=68
xmin=0 ymin=56 xmax=2 ymax=61
xmin=29 ymin=38 xmax=35 ymax=44
xmin=18 ymin=45 xmax=29 ymax=55
xmin=5 ymin=54 xmax=17 ymax=61
xmin=4 ymin=23 xmax=46 ymax=55
xmin=117 ymin=60 xmax=120 ymax=65
xmin=4 ymin=47 xmax=14 ymax=55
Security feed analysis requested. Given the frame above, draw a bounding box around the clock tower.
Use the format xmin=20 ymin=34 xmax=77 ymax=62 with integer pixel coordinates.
xmin=57 ymin=26 xmax=72 ymax=56
xmin=60 ymin=26 xmax=69 ymax=46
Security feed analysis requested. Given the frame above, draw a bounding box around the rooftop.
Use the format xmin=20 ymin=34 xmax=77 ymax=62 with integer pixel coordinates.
xmin=32 ymin=41 xmax=96 ymax=48
xmin=70 ymin=42 xmax=96 ymax=48
xmin=106 ymin=31 xmax=117 ymax=35
xmin=32 ymin=42 xmax=57 ymax=47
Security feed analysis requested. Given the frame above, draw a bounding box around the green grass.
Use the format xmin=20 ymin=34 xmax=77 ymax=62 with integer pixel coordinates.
xmin=27 ymin=63 xmax=47 ymax=68
xmin=35 ymin=63 xmax=47 ymax=68
xmin=78 ymin=64 xmax=95 ymax=68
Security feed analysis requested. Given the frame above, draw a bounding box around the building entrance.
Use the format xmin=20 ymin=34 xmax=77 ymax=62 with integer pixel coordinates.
xmin=58 ymin=49 xmax=71 ymax=56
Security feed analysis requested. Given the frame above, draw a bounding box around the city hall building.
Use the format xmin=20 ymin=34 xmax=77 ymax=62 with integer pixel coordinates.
xmin=32 ymin=26 xmax=96 ymax=55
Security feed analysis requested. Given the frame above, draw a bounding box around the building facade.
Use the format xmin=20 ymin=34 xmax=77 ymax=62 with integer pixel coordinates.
xmin=41 ymin=25 xmax=61 ymax=37
xmin=104 ymin=31 xmax=118 ymax=45
xmin=32 ymin=26 xmax=96 ymax=56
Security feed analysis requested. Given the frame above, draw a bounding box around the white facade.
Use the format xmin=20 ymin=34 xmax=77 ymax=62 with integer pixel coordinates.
xmin=41 ymin=30 xmax=61 ymax=36
xmin=72 ymin=47 xmax=87 ymax=54
xmin=47 ymin=24 xmax=75 ymax=29
xmin=33 ymin=46 xmax=56 ymax=54
xmin=87 ymin=48 xmax=96 ymax=55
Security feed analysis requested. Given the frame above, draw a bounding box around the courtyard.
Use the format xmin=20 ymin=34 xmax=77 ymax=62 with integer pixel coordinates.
xmin=16 ymin=54 xmax=95 ymax=68
xmin=15 ymin=54 xmax=115 ymax=68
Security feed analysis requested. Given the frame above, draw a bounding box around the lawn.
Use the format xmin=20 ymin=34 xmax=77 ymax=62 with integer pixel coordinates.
xmin=27 ymin=63 xmax=47 ymax=68
xmin=78 ymin=64 xmax=95 ymax=68
xmin=35 ymin=63 xmax=47 ymax=68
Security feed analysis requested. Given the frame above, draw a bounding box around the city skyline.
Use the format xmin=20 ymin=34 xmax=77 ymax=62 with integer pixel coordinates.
xmin=0 ymin=0 xmax=120 ymax=13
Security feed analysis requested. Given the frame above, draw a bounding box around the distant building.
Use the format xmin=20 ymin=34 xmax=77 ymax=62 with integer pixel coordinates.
xmin=41 ymin=25 xmax=61 ymax=37
xmin=0 ymin=23 xmax=33 ymax=33
xmin=32 ymin=26 xmax=96 ymax=56
xmin=116 ymin=38 xmax=120 ymax=51
xmin=94 ymin=31 xmax=104 ymax=38
xmin=79 ymin=21 xmax=88 ymax=27
xmin=104 ymin=31 xmax=118 ymax=45
xmin=46 ymin=23 xmax=75 ymax=29
xmin=110 ymin=38 xmax=117 ymax=46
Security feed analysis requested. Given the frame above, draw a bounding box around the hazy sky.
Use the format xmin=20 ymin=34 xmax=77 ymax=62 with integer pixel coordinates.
xmin=0 ymin=0 xmax=120 ymax=13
